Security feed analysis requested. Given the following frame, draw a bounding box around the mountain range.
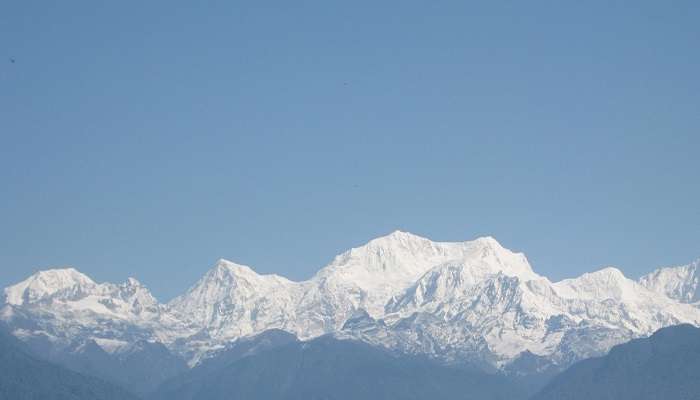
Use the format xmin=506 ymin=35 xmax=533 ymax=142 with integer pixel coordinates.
xmin=1 ymin=231 xmax=699 ymax=396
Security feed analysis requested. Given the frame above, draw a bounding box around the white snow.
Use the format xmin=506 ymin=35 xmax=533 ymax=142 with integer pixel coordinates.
xmin=2 ymin=231 xmax=700 ymax=370
xmin=4 ymin=268 xmax=96 ymax=305
xmin=93 ymin=338 xmax=130 ymax=354
xmin=639 ymin=258 xmax=700 ymax=304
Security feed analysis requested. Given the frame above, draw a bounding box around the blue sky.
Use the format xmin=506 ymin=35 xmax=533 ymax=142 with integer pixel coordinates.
xmin=1 ymin=1 xmax=698 ymax=300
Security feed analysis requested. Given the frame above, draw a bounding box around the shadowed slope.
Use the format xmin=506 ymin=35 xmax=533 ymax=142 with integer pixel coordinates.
xmin=0 ymin=328 xmax=140 ymax=400
xmin=151 ymin=333 xmax=528 ymax=400
xmin=532 ymin=324 xmax=700 ymax=400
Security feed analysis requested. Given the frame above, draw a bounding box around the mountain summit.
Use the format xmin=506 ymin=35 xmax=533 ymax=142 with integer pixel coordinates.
xmin=2 ymin=231 xmax=699 ymax=375
xmin=4 ymin=268 xmax=96 ymax=305
xmin=640 ymin=258 xmax=700 ymax=304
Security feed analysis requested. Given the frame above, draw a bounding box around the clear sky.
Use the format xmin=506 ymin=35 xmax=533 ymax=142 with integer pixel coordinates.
xmin=1 ymin=1 xmax=698 ymax=301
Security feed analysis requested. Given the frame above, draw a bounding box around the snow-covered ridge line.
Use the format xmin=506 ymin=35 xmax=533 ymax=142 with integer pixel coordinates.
xmin=640 ymin=258 xmax=700 ymax=304
xmin=2 ymin=230 xmax=699 ymax=370
xmin=3 ymin=267 xmax=152 ymax=306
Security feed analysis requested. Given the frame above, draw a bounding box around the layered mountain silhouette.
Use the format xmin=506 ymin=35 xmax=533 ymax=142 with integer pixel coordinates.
xmin=532 ymin=324 xmax=700 ymax=400
xmin=0 ymin=326 xmax=139 ymax=400
xmin=151 ymin=333 xmax=527 ymax=400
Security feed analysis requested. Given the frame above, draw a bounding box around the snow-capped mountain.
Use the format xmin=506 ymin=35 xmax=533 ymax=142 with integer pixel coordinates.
xmin=1 ymin=268 xmax=173 ymax=346
xmin=4 ymin=268 xmax=160 ymax=319
xmin=2 ymin=231 xmax=699 ymax=375
xmin=345 ymin=264 xmax=700 ymax=370
xmin=163 ymin=260 xmax=306 ymax=360
xmin=639 ymin=258 xmax=700 ymax=305
xmin=310 ymin=233 xmax=538 ymax=319
xmin=163 ymin=231 xmax=540 ymax=362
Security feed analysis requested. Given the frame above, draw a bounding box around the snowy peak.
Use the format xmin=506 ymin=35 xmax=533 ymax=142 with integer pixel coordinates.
xmin=124 ymin=277 xmax=143 ymax=287
xmin=114 ymin=277 xmax=160 ymax=314
xmin=372 ymin=263 xmax=700 ymax=367
xmin=386 ymin=255 xmax=536 ymax=314
xmin=2 ymin=267 xmax=163 ymax=328
xmin=553 ymin=267 xmax=634 ymax=301
xmin=165 ymin=259 xmax=298 ymax=337
xmin=321 ymin=230 xmax=442 ymax=278
xmin=574 ymin=266 xmax=628 ymax=284
xmin=4 ymin=232 xmax=700 ymax=373
xmin=315 ymin=231 xmax=537 ymax=314
xmin=324 ymin=231 xmax=529 ymax=276
xmin=172 ymin=259 xmax=293 ymax=301
xmin=4 ymin=268 xmax=97 ymax=305
xmin=207 ymin=259 xmax=261 ymax=284
xmin=640 ymin=258 xmax=700 ymax=304
xmin=163 ymin=233 xmax=542 ymax=352
xmin=455 ymin=236 xmax=538 ymax=281
xmin=213 ymin=258 xmax=254 ymax=274
xmin=367 ymin=229 xmax=427 ymax=245
xmin=210 ymin=259 xmax=291 ymax=284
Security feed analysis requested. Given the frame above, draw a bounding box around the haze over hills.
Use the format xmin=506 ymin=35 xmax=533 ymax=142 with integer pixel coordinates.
xmin=0 ymin=327 xmax=139 ymax=400
xmin=1 ymin=231 xmax=699 ymax=393
xmin=531 ymin=324 xmax=700 ymax=400
xmin=150 ymin=333 xmax=526 ymax=400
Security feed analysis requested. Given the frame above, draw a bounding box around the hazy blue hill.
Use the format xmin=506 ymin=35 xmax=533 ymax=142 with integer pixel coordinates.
xmin=54 ymin=339 xmax=187 ymax=396
xmin=154 ymin=329 xmax=298 ymax=397
xmin=531 ymin=324 xmax=700 ymax=400
xmin=0 ymin=329 xmax=140 ymax=400
xmin=151 ymin=333 xmax=527 ymax=400
xmin=14 ymin=331 xmax=187 ymax=397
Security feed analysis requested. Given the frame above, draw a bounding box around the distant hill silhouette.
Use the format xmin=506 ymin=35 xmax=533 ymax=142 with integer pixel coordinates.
xmin=151 ymin=333 xmax=527 ymax=400
xmin=0 ymin=328 xmax=139 ymax=400
xmin=532 ymin=324 xmax=700 ymax=400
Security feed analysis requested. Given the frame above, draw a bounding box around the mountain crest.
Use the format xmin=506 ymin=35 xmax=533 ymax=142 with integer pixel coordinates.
xmin=4 ymin=267 xmax=96 ymax=305
xmin=640 ymin=258 xmax=700 ymax=304
xmin=553 ymin=267 xmax=634 ymax=301
xmin=213 ymin=259 xmax=258 ymax=276
xmin=4 ymin=233 xmax=700 ymax=373
xmin=123 ymin=277 xmax=144 ymax=287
